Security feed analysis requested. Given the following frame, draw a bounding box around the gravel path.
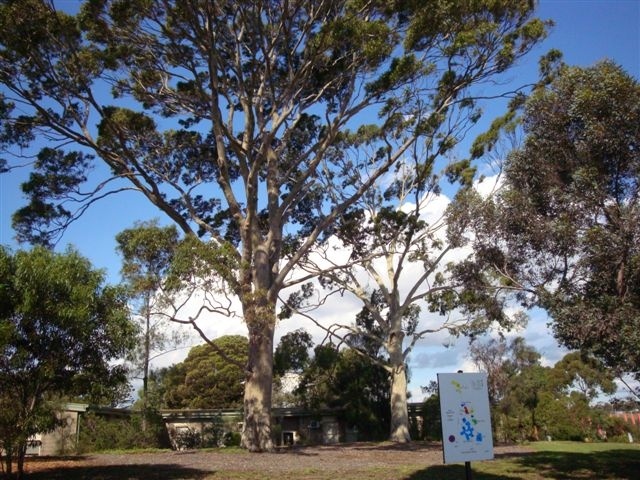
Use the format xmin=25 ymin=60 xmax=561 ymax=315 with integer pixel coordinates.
xmin=22 ymin=443 xmax=532 ymax=479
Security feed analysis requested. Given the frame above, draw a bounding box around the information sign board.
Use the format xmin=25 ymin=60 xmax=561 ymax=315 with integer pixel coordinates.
xmin=438 ymin=372 xmax=494 ymax=464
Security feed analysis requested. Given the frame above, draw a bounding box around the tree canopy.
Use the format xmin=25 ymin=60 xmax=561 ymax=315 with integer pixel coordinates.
xmin=468 ymin=337 xmax=616 ymax=442
xmin=160 ymin=335 xmax=248 ymax=409
xmin=0 ymin=246 xmax=135 ymax=478
xmin=296 ymin=344 xmax=391 ymax=441
xmin=0 ymin=0 xmax=549 ymax=450
xmin=116 ymin=220 xmax=189 ymax=427
xmin=472 ymin=62 xmax=640 ymax=387
xmin=273 ymin=329 xmax=313 ymax=376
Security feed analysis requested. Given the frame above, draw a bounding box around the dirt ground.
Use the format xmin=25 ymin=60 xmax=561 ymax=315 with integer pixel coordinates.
xmin=20 ymin=443 xmax=532 ymax=479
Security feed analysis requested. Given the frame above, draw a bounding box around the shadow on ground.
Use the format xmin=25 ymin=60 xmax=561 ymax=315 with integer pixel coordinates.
xmin=405 ymin=447 xmax=640 ymax=480
xmin=24 ymin=464 xmax=210 ymax=480
xmin=406 ymin=463 xmax=521 ymax=480
xmin=515 ymin=447 xmax=640 ymax=480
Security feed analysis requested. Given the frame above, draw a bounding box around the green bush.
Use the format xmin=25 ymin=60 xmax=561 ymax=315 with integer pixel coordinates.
xmin=420 ymin=395 xmax=443 ymax=441
xmin=224 ymin=431 xmax=242 ymax=447
xmin=271 ymin=423 xmax=283 ymax=446
xmin=78 ymin=411 xmax=169 ymax=452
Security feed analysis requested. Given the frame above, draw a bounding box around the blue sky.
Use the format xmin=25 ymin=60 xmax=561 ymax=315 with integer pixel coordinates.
xmin=1 ymin=0 xmax=639 ymax=398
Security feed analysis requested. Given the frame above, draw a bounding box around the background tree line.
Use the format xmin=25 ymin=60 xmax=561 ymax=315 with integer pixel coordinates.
xmin=137 ymin=332 xmax=637 ymax=447
xmin=418 ymin=337 xmax=636 ymax=444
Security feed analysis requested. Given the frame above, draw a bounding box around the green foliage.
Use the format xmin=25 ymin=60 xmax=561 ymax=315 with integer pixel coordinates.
xmin=553 ymin=352 xmax=617 ymax=400
xmin=78 ymin=411 xmax=169 ymax=453
xmin=160 ymin=336 xmax=248 ymax=409
xmin=169 ymin=413 xmax=242 ymax=450
xmin=0 ymin=246 xmax=136 ymax=476
xmin=536 ymin=391 xmax=593 ymax=441
xmin=297 ymin=346 xmax=390 ymax=441
xmin=115 ymin=220 xmax=189 ymax=428
xmin=474 ymin=62 xmax=640 ymax=384
xmin=419 ymin=393 xmax=443 ymax=441
xmin=171 ymin=427 xmax=202 ymax=451
xmin=166 ymin=234 xmax=240 ymax=292
xmin=468 ymin=337 xmax=619 ymax=442
xmin=0 ymin=394 xmax=60 ymax=476
xmin=273 ymin=329 xmax=313 ymax=376
xmin=116 ymin=220 xmax=180 ymax=293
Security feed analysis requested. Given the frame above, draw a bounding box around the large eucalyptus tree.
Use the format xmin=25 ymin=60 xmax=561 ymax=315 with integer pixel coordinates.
xmin=0 ymin=0 xmax=548 ymax=450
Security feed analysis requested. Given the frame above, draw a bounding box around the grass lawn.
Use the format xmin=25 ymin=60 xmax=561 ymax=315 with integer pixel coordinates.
xmin=412 ymin=441 xmax=640 ymax=480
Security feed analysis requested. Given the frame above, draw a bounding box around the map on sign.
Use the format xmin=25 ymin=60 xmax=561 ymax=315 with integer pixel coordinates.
xmin=438 ymin=372 xmax=494 ymax=464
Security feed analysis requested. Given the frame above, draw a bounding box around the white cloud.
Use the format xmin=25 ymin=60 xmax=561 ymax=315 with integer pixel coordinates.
xmin=474 ymin=173 xmax=503 ymax=199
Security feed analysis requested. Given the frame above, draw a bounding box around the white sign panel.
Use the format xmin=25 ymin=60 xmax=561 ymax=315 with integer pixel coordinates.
xmin=438 ymin=372 xmax=494 ymax=464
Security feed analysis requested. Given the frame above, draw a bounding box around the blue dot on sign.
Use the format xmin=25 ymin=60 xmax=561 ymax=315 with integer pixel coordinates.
xmin=449 ymin=435 xmax=456 ymax=443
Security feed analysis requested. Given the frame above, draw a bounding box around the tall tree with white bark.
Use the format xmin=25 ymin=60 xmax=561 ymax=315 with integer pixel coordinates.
xmin=292 ymin=171 xmax=527 ymax=442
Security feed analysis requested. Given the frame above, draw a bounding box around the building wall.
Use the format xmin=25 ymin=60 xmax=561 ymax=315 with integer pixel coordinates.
xmin=161 ymin=410 xmax=244 ymax=449
xmin=162 ymin=409 xmax=346 ymax=448
xmin=34 ymin=405 xmax=350 ymax=455
xmin=39 ymin=409 xmax=81 ymax=456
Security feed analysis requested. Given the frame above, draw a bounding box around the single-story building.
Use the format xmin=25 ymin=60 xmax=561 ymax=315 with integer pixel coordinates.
xmin=159 ymin=406 xmax=349 ymax=447
xmin=25 ymin=402 xmax=87 ymax=456
xmin=29 ymin=403 xmax=374 ymax=455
